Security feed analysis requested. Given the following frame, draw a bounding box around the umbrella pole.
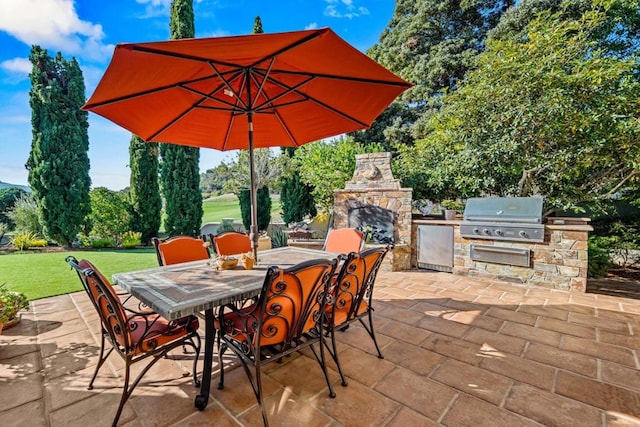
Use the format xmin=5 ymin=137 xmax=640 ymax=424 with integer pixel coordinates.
xmin=248 ymin=113 xmax=259 ymax=261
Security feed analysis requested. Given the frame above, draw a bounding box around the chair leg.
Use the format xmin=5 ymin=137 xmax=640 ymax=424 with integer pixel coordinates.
xmin=359 ymin=310 xmax=384 ymax=359
xmin=89 ymin=332 xmax=113 ymax=390
xmin=255 ymin=362 xmax=270 ymax=427
xmin=328 ymin=325 xmax=348 ymax=386
xmin=112 ymin=360 xmax=131 ymax=427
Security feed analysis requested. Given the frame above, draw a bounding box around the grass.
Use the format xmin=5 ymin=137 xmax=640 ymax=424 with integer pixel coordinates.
xmin=0 ymin=249 xmax=158 ymax=301
xmin=202 ymin=193 xmax=282 ymax=224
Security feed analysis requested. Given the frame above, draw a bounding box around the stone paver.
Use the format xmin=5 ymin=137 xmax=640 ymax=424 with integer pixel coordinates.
xmin=2 ymin=269 xmax=640 ymax=426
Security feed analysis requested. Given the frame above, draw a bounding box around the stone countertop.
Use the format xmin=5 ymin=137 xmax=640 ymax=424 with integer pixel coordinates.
xmin=412 ymin=219 xmax=461 ymax=225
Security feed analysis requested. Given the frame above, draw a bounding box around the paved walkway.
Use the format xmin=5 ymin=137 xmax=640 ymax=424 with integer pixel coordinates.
xmin=1 ymin=269 xmax=640 ymax=426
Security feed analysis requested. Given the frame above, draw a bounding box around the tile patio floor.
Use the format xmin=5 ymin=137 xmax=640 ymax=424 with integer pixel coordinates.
xmin=1 ymin=269 xmax=640 ymax=426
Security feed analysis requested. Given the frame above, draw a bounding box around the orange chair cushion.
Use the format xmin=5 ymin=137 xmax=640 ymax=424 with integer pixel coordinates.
xmin=129 ymin=314 xmax=199 ymax=356
xmin=323 ymin=228 xmax=364 ymax=254
xmin=159 ymin=237 xmax=209 ymax=265
xmin=214 ymin=233 xmax=252 ymax=256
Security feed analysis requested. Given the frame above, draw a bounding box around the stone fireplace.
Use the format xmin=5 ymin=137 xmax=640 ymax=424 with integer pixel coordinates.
xmin=333 ymin=152 xmax=412 ymax=271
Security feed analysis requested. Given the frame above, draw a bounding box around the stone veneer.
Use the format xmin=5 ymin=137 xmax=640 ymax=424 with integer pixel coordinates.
xmin=333 ymin=152 xmax=412 ymax=271
xmin=411 ymin=217 xmax=592 ymax=292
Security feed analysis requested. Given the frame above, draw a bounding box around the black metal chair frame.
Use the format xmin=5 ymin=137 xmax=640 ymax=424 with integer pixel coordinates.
xmin=217 ymin=258 xmax=338 ymax=427
xmin=324 ymin=246 xmax=390 ymax=386
xmin=66 ymin=256 xmax=201 ymax=426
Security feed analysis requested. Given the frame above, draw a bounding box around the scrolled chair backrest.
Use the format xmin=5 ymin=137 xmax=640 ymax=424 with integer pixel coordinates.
xmin=66 ymin=256 xmax=133 ymax=352
xmin=222 ymin=257 xmax=338 ymax=353
xmin=331 ymin=246 xmax=389 ymax=325
xmin=152 ymin=235 xmax=210 ymax=266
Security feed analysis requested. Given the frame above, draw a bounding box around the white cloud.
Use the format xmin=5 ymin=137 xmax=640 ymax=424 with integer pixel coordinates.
xmin=0 ymin=0 xmax=113 ymax=62
xmin=305 ymin=22 xmax=318 ymax=30
xmin=135 ymin=0 xmax=171 ymax=18
xmin=0 ymin=57 xmax=31 ymax=82
xmin=324 ymin=0 xmax=369 ymax=19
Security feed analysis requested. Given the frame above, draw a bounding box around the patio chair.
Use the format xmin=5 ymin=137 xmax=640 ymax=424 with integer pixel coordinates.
xmin=217 ymin=257 xmax=339 ymax=427
xmin=212 ymin=231 xmax=252 ymax=256
xmin=152 ymin=235 xmax=210 ymax=266
xmin=322 ymin=227 xmax=365 ymax=254
xmin=65 ymin=256 xmax=201 ymax=426
xmin=324 ymin=246 xmax=389 ymax=386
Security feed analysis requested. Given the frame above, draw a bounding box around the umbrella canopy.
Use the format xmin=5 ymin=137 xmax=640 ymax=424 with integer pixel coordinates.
xmin=83 ymin=27 xmax=412 ymax=258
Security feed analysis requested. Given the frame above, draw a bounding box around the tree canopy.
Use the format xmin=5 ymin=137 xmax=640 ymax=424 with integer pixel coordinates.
xmin=361 ymin=0 xmax=514 ymax=150
xmin=292 ymin=136 xmax=383 ymax=213
xmin=395 ymin=0 xmax=640 ymax=212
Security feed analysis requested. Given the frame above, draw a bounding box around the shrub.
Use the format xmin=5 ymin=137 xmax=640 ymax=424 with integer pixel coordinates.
xmin=0 ymin=222 xmax=8 ymax=244
xmin=29 ymin=238 xmax=48 ymax=247
xmin=121 ymin=231 xmax=142 ymax=248
xmin=10 ymin=232 xmax=38 ymax=251
xmin=0 ymin=284 xmax=29 ymax=323
xmin=270 ymin=228 xmax=288 ymax=248
xmin=90 ymin=237 xmax=115 ymax=249
xmin=588 ymin=236 xmax=614 ymax=278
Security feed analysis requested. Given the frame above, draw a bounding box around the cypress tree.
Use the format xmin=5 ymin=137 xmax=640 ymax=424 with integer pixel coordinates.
xmin=280 ymin=147 xmax=316 ymax=225
xmin=239 ymin=187 xmax=271 ymax=232
xmin=26 ymin=46 xmax=91 ymax=246
xmin=128 ymin=135 xmax=161 ymax=243
xmin=160 ymin=0 xmax=203 ymax=236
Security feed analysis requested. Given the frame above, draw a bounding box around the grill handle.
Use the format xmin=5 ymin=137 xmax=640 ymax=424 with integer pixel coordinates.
xmin=472 ymin=246 xmax=529 ymax=256
xmin=464 ymin=215 xmax=541 ymax=224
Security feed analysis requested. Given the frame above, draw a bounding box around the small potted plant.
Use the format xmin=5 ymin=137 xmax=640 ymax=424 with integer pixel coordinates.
xmin=0 ymin=284 xmax=29 ymax=332
xmin=441 ymin=200 xmax=464 ymax=220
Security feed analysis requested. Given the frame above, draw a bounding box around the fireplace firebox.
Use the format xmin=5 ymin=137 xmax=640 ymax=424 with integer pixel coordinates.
xmin=348 ymin=205 xmax=395 ymax=245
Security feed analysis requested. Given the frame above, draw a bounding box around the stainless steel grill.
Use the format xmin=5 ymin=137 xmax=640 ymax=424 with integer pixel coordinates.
xmin=460 ymin=197 xmax=545 ymax=243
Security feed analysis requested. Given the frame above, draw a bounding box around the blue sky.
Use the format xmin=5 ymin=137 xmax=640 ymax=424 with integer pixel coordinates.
xmin=0 ymin=0 xmax=395 ymax=190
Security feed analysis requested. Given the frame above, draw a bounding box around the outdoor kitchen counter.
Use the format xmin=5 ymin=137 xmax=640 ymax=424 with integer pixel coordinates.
xmin=412 ymin=218 xmax=462 ymax=225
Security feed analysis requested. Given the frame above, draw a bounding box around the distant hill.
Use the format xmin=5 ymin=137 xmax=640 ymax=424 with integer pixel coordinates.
xmin=0 ymin=181 xmax=31 ymax=193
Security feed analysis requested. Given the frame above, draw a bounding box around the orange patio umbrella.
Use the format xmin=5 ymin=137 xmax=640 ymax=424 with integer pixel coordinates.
xmin=83 ymin=27 xmax=412 ymax=258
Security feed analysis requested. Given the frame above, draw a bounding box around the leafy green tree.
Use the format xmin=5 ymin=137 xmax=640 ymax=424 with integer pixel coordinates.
xmin=87 ymin=187 xmax=131 ymax=244
xmin=160 ymin=0 xmax=202 ymax=236
xmin=128 ymin=135 xmax=161 ymax=243
xmin=0 ymin=188 xmax=27 ymax=228
xmin=293 ymin=136 xmax=383 ymax=213
xmin=27 ymin=46 xmax=91 ymax=246
xmin=200 ymin=161 xmax=234 ymax=195
xmin=395 ymin=1 xmax=640 ymax=211
xmin=6 ymin=193 xmax=42 ymax=236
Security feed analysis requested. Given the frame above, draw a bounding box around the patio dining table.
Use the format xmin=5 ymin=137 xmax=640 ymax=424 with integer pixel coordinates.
xmin=111 ymin=246 xmax=338 ymax=410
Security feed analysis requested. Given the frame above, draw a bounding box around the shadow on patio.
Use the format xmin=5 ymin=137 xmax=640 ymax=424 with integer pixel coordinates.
xmin=1 ymin=270 xmax=640 ymax=426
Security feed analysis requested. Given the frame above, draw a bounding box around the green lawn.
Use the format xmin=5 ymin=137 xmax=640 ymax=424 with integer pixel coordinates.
xmin=0 ymin=249 xmax=158 ymax=301
xmin=202 ymin=194 xmax=282 ymax=224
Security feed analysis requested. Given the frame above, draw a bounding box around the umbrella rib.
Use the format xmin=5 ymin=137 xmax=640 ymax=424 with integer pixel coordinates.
xmin=255 ymin=68 xmax=413 ymax=88
xmin=251 ymin=69 xmax=369 ymax=127
xmin=209 ymin=62 xmax=250 ymax=111
xmin=82 ymin=74 xmax=216 ymax=109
